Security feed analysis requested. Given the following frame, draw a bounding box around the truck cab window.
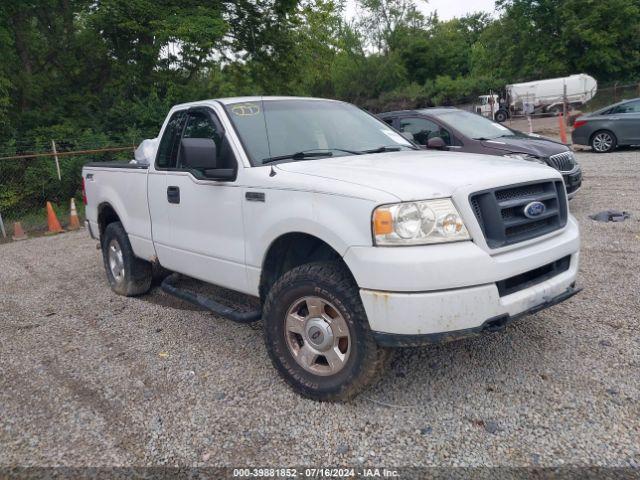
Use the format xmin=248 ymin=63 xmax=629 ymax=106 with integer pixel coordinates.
xmin=156 ymin=111 xmax=187 ymax=169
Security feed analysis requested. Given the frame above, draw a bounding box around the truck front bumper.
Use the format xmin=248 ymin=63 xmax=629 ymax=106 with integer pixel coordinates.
xmin=368 ymin=283 xmax=580 ymax=347
xmin=345 ymin=218 xmax=580 ymax=345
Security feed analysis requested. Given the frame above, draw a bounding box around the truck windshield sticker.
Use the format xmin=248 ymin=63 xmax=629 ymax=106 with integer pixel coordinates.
xmin=381 ymin=129 xmax=411 ymax=146
xmin=231 ymin=103 xmax=261 ymax=116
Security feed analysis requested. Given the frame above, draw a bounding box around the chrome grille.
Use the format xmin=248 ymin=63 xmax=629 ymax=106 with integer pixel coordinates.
xmin=470 ymin=180 xmax=568 ymax=249
xmin=548 ymin=151 xmax=576 ymax=172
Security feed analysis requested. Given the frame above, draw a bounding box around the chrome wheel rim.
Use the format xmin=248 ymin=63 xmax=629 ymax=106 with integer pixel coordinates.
xmin=107 ymin=239 xmax=125 ymax=282
xmin=284 ymin=296 xmax=351 ymax=376
xmin=593 ymin=133 xmax=613 ymax=152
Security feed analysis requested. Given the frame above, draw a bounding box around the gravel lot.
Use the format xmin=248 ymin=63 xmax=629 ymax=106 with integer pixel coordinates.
xmin=1 ymin=149 xmax=639 ymax=469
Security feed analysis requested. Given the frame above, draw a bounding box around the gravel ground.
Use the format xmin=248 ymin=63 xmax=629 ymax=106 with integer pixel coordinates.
xmin=1 ymin=149 xmax=639 ymax=469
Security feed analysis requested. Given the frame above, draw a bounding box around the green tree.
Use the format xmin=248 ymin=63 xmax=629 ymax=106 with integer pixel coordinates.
xmin=473 ymin=0 xmax=640 ymax=82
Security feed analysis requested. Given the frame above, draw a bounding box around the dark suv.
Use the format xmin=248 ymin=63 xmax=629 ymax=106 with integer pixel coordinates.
xmin=379 ymin=108 xmax=582 ymax=198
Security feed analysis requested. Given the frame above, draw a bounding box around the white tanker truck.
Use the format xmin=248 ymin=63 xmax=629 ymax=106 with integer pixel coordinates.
xmin=476 ymin=74 xmax=598 ymax=123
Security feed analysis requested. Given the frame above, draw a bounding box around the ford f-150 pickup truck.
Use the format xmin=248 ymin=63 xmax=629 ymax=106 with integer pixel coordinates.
xmin=83 ymin=96 xmax=581 ymax=401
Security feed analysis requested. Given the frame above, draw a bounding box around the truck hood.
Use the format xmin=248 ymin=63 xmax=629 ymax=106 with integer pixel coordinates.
xmin=480 ymin=135 xmax=569 ymax=158
xmin=275 ymin=150 xmax=559 ymax=202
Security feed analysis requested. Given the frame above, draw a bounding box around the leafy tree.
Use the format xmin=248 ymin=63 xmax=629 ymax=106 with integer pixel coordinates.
xmin=473 ymin=0 xmax=640 ymax=82
xmin=1 ymin=0 xmax=639 ymax=219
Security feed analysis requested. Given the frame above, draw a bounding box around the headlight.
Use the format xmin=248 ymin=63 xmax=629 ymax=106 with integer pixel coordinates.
xmin=503 ymin=153 xmax=545 ymax=164
xmin=372 ymin=199 xmax=470 ymax=245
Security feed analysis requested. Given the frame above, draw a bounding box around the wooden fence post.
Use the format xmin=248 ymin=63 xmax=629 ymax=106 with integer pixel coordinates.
xmin=52 ymin=140 xmax=61 ymax=181
xmin=0 ymin=212 xmax=6 ymax=238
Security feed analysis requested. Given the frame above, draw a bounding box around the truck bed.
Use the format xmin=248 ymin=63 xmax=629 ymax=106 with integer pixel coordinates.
xmin=83 ymin=161 xmax=155 ymax=261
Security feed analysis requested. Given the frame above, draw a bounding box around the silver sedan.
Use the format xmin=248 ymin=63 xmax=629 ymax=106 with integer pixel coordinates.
xmin=572 ymin=98 xmax=640 ymax=153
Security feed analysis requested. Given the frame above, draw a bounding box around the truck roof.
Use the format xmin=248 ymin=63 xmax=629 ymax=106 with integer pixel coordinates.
xmin=171 ymin=96 xmax=344 ymax=110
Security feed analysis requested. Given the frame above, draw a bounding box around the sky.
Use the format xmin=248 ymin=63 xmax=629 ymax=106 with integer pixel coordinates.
xmin=345 ymin=0 xmax=497 ymax=21
xmin=419 ymin=0 xmax=497 ymax=20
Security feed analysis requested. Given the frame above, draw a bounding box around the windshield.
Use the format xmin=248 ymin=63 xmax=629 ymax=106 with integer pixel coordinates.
xmin=224 ymin=99 xmax=414 ymax=166
xmin=430 ymin=110 xmax=518 ymax=140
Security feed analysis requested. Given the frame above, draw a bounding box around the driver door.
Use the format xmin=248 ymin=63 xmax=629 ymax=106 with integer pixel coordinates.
xmin=162 ymin=107 xmax=249 ymax=294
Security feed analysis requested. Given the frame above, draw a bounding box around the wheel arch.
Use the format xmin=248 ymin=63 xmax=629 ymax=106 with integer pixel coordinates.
xmin=590 ymin=128 xmax=617 ymax=142
xmin=259 ymin=232 xmax=355 ymax=303
xmin=97 ymin=202 xmax=122 ymax=241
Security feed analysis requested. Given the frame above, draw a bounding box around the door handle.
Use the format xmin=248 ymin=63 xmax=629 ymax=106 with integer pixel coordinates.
xmin=167 ymin=186 xmax=180 ymax=204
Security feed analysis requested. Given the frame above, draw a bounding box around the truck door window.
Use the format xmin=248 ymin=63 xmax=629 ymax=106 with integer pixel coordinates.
xmin=180 ymin=110 xmax=235 ymax=169
xmin=399 ymin=117 xmax=447 ymax=146
xmin=156 ymin=111 xmax=187 ymax=169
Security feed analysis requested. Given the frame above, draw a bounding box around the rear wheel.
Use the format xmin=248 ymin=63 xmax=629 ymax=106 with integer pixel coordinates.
xmin=590 ymin=130 xmax=617 ymax=153
xmin=101 ymin=222 xmax=152 ymax=296
xmin=494 ymin=110 xmax=508 ymax=123
xmin=263 ymin=261 xmax=390 ymax=401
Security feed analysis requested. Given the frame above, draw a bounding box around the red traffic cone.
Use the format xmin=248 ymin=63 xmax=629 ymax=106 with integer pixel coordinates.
xmin=12 ymin=222 xmax=28 ymax=241
xmin=45 ymin=202 xmax=64 ymax=235
xmin=68 ymin=198 xmax=80 ymax=230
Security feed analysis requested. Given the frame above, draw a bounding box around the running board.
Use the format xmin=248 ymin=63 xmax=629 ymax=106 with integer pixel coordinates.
xmin=161 ymin=273 xmax=262 ymax=324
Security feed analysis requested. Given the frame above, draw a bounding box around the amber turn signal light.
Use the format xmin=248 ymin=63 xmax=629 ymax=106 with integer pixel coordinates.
xmin=373 ymin=209 xmax=393 ymax=235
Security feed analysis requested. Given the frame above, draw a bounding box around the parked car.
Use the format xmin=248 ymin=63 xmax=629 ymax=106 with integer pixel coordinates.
xmin=572 ymin=98 xmax=640 ymax=153
xmin=379 ymin=108 xmax=582 ymax=198
xmin=83 ymin=97 xmax=580 ymax=401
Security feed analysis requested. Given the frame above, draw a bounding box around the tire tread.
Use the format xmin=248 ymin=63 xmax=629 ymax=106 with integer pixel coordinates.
xmin=263 ymin=261 xmax=390 ymax=401
xmin=102 ymin=222 xmax=152 ymax=296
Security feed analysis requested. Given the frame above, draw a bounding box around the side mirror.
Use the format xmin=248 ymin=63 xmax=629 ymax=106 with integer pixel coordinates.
xmin=180 ymin=138 xmax=236 ymax=181
xmin=427 ymin=137 xmax=446 ymax=149
xmin=181 ymin=138 xmax=217 ymax=170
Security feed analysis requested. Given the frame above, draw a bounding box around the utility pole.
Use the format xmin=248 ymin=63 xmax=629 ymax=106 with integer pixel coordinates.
xmin=0 ymin=212 xmax=6 ymax=238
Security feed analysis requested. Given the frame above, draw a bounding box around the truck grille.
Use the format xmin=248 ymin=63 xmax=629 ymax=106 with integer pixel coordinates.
xmin=548 ymin=151 xmax=576 ymax=172
xmin=470 ymin=180 xmax=568 ymax=248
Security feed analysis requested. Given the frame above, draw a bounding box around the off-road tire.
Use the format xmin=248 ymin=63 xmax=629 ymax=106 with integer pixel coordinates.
xmin=263 ymin=261 xmax=390 ymax=401
xmin=101 ymin=222 xmax=152 ymax=296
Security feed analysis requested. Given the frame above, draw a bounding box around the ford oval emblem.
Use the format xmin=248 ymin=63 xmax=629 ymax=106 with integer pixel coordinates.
xmin=524 ymin=201 xmax=546 ymax=219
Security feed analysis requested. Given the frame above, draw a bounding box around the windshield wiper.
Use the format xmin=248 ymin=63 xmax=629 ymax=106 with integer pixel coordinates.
xmin=262 ymin=150 xmax=334 ymax=165
xmin=261 ymin=148 xmax=365 ymax=165
xmin=358 ymin=145 xmax=414 ymax=154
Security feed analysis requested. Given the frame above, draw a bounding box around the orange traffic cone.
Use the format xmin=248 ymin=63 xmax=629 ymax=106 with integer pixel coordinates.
xmin=45 ymin=202 xmax=64 ymax=235
xmin=68 ymin=198 xmax=80 ymax=230
xmin=12 ymin=222 xmax=28 ymax=241
xmin=558 ymin=113 xmax=568 ymax=144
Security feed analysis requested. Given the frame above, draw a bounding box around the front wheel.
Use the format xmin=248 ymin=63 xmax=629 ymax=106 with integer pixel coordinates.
xmin=101 ymin=222 xmax=152 ymax=296
xmin=263 ymin=261 xmax=390 ymax=401
xmin=590 ymin=130 xmax=617 ymax=153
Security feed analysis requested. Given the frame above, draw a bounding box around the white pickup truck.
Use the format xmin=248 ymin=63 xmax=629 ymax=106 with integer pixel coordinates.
xmin=83 ymin=96 xmax=580 ymax=401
